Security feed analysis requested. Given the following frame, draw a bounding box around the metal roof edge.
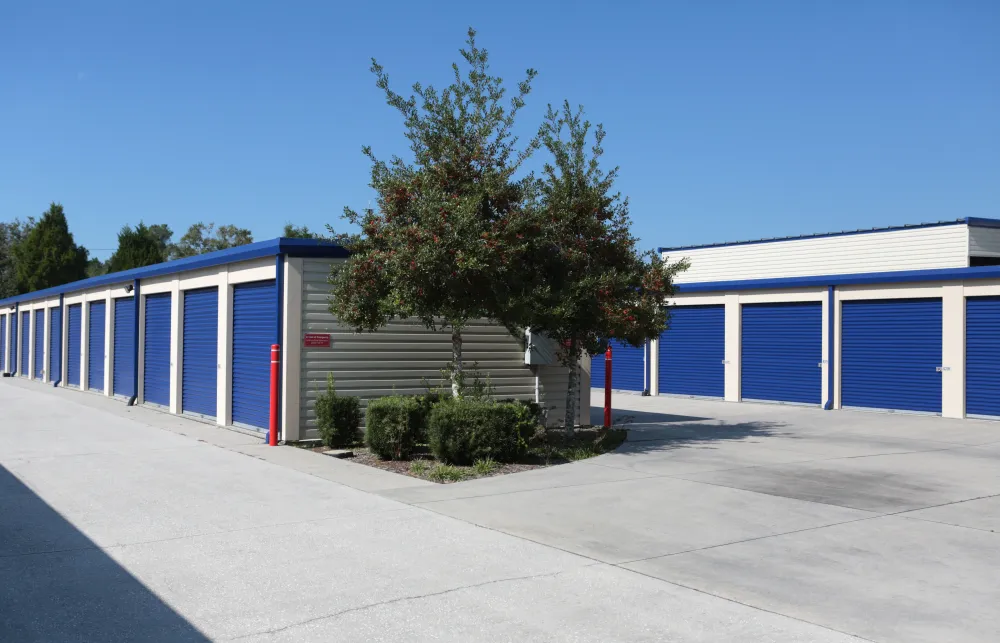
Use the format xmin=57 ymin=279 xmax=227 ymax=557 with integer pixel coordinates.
xmin=0 ymin=238 xmax=348 ymax=308
xmin=658 ymin=218 xmax=989 ymax=254
xmin=675 ymin=265 xmax=1000 ymax=294
xmin=966 ymin=217 xmax=1000 ymax=230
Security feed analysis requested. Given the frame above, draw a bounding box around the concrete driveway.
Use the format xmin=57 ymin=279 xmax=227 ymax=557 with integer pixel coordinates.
xmin=2 ymin=379 xmax=997 ymax=642
xmin=382 ymin=391 xmax=1000 ymax=643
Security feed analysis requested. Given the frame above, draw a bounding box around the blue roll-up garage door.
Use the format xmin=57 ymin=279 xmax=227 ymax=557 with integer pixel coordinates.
xmin=741 ymin=302 xmax=822 ymax=405
xmin=87 ymin=301 xmax=106 ymax=392
xmin=590 ymin=340 xmax=646 ymax=392
xmin=10 ymin=313 xmax=18 ymax=375
xmin=49 ymin=307 xmax=62 ymax=384
xmin=232 ymin=280 xmax=277 ymax=429
xmin=34 ymin=310 xmax=45 ymax=379
xmin=67 ymin=304 xmax=82 ymax=387
xmin=0 ymin=315 xmax=6 ymax=373
xmin=143 ymin=294 xmax=172 ymax=407
xmin=182 ymin=287 xmax=218 ymax=417
xmin=966 ymin=296 xmax=1000 ymax=418
xmin=113 ymin=297 xmax=135 ymax=398
xmin=20 ymin=311 xmax=29 ymax=376
xmin=841 ymin=298 xmax=942 ymax=413
xmin=659 ymin=305 xmax=725 ymax=397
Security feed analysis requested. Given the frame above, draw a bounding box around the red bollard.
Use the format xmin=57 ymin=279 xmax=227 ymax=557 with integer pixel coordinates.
xmin=269 ymin=344 xmax=280 ymax=446
xmin=604 ymin=345 xmax=612 ymax=428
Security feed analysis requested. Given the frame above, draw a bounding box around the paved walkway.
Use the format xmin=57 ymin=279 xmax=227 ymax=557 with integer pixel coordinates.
xmin=383 ymin=391 xmax=1000 ymax=643
xmin=2 ymin=379 xmax=997 ymax=641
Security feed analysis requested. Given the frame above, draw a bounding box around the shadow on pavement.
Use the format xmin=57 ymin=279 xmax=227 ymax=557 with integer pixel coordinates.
xmin=0 ymin=465 xmax=210 ymax=642
xmin=589 ymin=406 xmax=712 ymax=426
xmin=589 ymin=404 xmax=788 ymax=454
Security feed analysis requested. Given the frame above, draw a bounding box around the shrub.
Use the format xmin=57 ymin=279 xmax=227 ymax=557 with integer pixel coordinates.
xmin=428 ymin=399 xmax=537 ymax=465
xmin=315 ymin=375 xmax=361 ymax=447
xmin=364 ymin=396 xmax=424 ymax=460
xmin=410 ymin=392 xmax=441 ymax=443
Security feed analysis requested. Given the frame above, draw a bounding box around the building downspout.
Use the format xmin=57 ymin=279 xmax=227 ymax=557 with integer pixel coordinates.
xmin=128 ymin=279 xmax=140 ymax=406
xmin=824 ymin=285 xmax=835 ymax=410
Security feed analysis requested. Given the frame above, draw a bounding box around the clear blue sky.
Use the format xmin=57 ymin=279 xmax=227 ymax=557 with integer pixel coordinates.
xmin=2 ymin=1 xmax=997 ymax=260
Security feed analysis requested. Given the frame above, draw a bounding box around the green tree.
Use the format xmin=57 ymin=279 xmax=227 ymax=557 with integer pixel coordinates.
xmin=108 ymin=223 xmax=167 ymax=272
xmin=171 ymin=222 xmax=253 ymax=259
xmin=86 ymin=257 xmax=109 ymax=278
xmin=12 ymin=203 xmax=89 ymax=294
xmin=502 ymin=103 xmax=688 ymax=429
xmin=330 ymin=28 xmax=538 ymax=396
xmin=147 ymin=224 xmax=175 ymax=258
xmin=0 ymin=219 xmax=32 ymax=298
xmin=283 ymin=223 xmax=324 ymax=239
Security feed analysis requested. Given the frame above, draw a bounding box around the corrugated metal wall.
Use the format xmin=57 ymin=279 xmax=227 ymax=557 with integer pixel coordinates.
xmin=969 ymin=226 xmax=1000 ymax=258
xmin=297 ymin=258 xmax=537 ymax=438
xmin=668 ymin=225 xmax=969 ymax=283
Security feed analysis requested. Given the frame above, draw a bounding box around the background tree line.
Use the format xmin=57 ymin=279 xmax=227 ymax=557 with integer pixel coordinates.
xmin=0 ymin=204 xmax=259 ymax=298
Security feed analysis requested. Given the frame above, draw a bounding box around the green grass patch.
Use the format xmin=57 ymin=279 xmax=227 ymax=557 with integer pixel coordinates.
xmin=472 ymin=457 xmax=499 ymax=476
xmin=427 ymin=464 xmax=468 ymax=483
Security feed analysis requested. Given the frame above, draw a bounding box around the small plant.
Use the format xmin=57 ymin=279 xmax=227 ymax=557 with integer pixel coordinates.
xmin=559 ymin=445 xmax=598 ymax=461
xmin=409 ymin=460 xmax=429 ymax=476
xmin=365 ymin=395 xmax=423 ymax=460
xmin=428 ymin=464 xmax=467 ymax=483
xmin=472 ymin=457 xmax=499 ymax=476
xmin=315 ymin=375 xmax=361 ymax=447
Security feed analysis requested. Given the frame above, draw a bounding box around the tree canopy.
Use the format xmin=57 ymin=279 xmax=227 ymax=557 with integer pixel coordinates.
xmin=170 ymin=222 xmax=253 ymax=259
xmin=501 ymin=102 xmax=688 ymax=427
xmin=330 ymin=28 xmax=539 ymax=396
xmin=11 ymin=203 xmax=89 ymax=294
xmin=108 ymin=223 xmax=168 ymax=272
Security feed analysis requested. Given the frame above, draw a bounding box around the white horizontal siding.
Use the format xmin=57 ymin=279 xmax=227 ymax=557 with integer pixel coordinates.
xmin=969 ymin=226 xmax=1000 ymax=257
xmin=666 ymin=225 xmax=970 ymax=283
xmin=298 ymin=259 xmax=540 ymax=439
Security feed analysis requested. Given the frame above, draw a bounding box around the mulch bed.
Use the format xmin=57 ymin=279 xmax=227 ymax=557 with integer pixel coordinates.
xmin=303 ymin=427 xmax=627 ymax=484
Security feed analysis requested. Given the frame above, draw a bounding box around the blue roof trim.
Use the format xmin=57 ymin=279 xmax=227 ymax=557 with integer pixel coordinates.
xmin=967 ymin=217 xmax=1000 ymax=230
xmin=0 ymin=238 xmax=348 ymax=307
xmin=675 ymin=264 xmax=1000 ymax=294
xmin=658 ymin=217 xmax=1000 ymax=254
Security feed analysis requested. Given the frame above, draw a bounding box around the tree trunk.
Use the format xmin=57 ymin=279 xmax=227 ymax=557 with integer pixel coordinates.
xmin=563 ymin=339 xmax=579 ymax=434
xmin=451 ymin=330 xmax=463 ymax=398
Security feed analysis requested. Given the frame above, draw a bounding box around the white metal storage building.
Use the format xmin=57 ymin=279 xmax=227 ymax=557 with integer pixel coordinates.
xmin=0 ymin=238 xmax=583 ymax=440
xmin=636 ymin=217 xmax=1000 ymax=419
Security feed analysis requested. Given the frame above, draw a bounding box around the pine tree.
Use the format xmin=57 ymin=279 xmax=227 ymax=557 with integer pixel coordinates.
xmin=502 ymin=103 xmax=688 ymax=429
xmin=108 ymin=223 xmax=166 ymax=272
xmin=12 ymin=203 xmax=89 ymax=294
xmin=330 ymin=28 xmax=538 ymax=396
